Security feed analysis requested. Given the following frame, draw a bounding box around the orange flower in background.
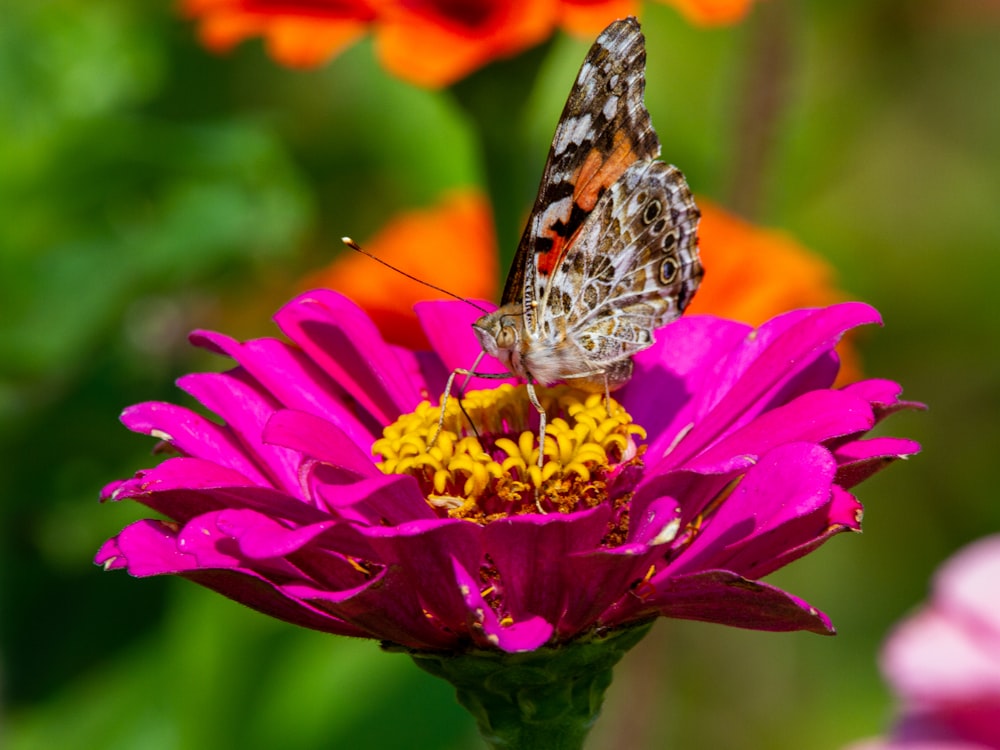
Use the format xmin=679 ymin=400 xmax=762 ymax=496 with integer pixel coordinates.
xmin=180 ymin=0 xmax=559 ymax=85
xmin=558 ymin=0 xmax=636 ymax=35
xmin=180 ymin=0 xmax=757 ymax=86
xmin=181 ymin=0 xmax=376 ymax=68
xmin=688 ymin=198 xmax=843 ymax=325
xmin=559 ymin=0 xmax=754 ymax=34
xmin=303 ymin=191 xmax=498 ymax=348
xmin=374 ymin=1 xmax=557 ymax=88
xmin=667 ymin=0 xmax=754 ymax=26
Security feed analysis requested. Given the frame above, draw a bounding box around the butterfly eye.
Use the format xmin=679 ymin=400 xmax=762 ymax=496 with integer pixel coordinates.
xmin=659 ymin=257 xmax=678 ymax=284
xmin=497 ymin=326 xmax=517 ymax=349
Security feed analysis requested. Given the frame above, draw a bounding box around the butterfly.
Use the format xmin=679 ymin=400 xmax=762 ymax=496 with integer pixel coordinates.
xmin=448 ymin=17 xmax=703 ymax=474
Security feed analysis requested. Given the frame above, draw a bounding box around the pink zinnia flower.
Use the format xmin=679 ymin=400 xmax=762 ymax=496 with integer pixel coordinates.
xmin=847 ymin=536 xmax=1000 ymax=750
xmin=97 ymin=291 xmax=920 ymax=653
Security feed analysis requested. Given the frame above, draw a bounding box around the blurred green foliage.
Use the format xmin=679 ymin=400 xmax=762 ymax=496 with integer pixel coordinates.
xmin=1 ymin=1 xmax=998 ymax=748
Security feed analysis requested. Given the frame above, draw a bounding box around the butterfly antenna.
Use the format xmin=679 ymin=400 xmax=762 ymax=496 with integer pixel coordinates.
xmin=341 ymin=237 xmax=490 ymax=314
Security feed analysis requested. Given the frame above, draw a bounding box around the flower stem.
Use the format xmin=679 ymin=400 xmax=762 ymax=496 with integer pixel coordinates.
xmin=398 ymin=622 xmax=653 ymax=750
xmin=726 ymin=0 xmax=793 ymax=219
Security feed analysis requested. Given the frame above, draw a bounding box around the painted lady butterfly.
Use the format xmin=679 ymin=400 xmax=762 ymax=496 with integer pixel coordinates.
xmin=453 ymin=17 xmax=703 ymax=467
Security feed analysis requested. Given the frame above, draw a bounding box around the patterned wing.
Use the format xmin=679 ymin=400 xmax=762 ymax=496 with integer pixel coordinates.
xmin=502 ymin=17 xmax=660 ymax=333
xmin=539 ymin=160 xmax=702 ymax=365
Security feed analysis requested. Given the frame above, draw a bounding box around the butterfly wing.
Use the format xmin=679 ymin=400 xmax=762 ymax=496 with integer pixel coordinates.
xmin=502 ymin=17 xmax=660 ymax=335
xmin=539 ymin=160 xmax=702 ymax=368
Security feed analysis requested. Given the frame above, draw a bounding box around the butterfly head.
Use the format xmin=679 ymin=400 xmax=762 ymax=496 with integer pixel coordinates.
xmin=472 ymin=303 xmax=525 ymax=375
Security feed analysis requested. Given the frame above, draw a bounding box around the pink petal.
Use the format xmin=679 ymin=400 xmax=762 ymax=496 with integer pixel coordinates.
xmin=625 ymin=315 xmax=751 ymax=447
xmin=841 ymin=378 xmax=927 ymax=421
xmin=274 ymin=290 xmax=422 ymax=423
xmin=883 ymin=536 xmax=1000 ymax=705
xmin=452 ymin=561 xmax=554 ymax=652
xmin=361 ymin=519 xmax=484 ymax=635
xmin=484 ymin=505 xmax=613 ymax=631
xmin=188 ymin=567 xmax=370 ymax=638
xmin=312 ymin=473 xmax=437 ymax=525
xmin=834 ymin=436 xmax=922 ymax=488
xmin=614 ymin=569 xmax=835 ymax=634
xmin=216 ymin=508 xmax=336 ymax=560
xmin=263 ymin=408 xmax=379 ymax=478
xmin=178 ymin=371 xmax=303 ymax=497
xmin=283 ymin=565 xmax=459 ymax=650
xmin=192 ymin=329 xmax=377 ymax=448
xmin=106 ymin=456 xmax=336 ymax=528
xmin=842 ymin=737 xmax=987 ymax=749
xmin=564 ymin=541 xmax=672 ymax=633
xmin=96 ymin=519 xmax=194 ymax=576
xmin=663 ymin=303 xmax=881 ymax=468
xmin=121 ymin=401 xmax=271 ymax=486
xmin=934 ymin=536 xmax=1000 ymax=638
xmin=668 ymin=442 xmax=838 ymax=577
xmin=675 ymin=389 xmax=875 ymax=477
xmin=744 ymin=485 xmax=863 ymax=578
xmin=391 ymin=345 xmax=450 ymax=404
xmin=884 ymin=607 xmax=1000 ymax=705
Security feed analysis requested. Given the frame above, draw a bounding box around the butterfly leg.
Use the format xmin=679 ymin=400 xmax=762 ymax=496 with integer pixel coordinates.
xmin=430 ymin=350 xmax=510 ymax=448
xmin=429 ymin=367 xmax=462 ymax=448
xmin=524 ymin=379 xmax=547 ymax=470
xmin=431 ymin=350 xmax=483 ymax=448
xmin=524 ymin=379 xmax=548 ymax=513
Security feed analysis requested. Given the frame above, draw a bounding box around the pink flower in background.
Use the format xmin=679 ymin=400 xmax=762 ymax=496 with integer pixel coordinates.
xmin=848 ymin=536 xmax=1000 ymax=750
xmin=97 ymin=292 xmax=919 ymax=652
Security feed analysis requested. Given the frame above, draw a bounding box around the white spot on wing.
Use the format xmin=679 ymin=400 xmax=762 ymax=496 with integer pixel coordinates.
xmin=552 ymin=113 xmax=592 ymax=153
xmin=537 ymin=196 xmax=574 ymax=230
xmin=603 ymin=94 xmax=618 ymax=122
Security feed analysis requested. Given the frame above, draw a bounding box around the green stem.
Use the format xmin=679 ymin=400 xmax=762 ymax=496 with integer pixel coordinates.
xmin=726 ymin=0 xmax=793 ymax=220
xmin=396 ymin=622 xmax=653 ymax=750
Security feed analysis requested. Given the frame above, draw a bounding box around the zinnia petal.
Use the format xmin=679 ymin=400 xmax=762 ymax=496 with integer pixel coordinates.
xmin=99 ymin=294 xmax=919 ymax=652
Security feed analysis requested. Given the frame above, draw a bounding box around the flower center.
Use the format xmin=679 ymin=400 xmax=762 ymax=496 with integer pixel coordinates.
xmin=373 ymin=384 xmax=646 ymax=525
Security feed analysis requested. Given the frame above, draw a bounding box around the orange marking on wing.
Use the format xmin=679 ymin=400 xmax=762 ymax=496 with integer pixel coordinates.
xmin=574 ymin=131 xmax=638 ymax=210
xmin=537 ymin=234 xmax=569 ymax=275
xmin=573 ymin=149 xmax=606 ymax=209
xmin=535 ymin=133 xmax=640 ymax=278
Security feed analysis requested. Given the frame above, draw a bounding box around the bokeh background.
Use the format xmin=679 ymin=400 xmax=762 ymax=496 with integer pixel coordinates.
xmin=2 ymin=1 xmax=998 ymax=748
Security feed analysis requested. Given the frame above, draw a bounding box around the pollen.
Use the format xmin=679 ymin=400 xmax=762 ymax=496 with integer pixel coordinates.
xmin=372 ymin=384 xmax=646 ymax=524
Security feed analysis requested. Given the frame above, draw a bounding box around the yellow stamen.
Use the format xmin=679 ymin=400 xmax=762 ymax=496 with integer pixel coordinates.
xmin=373 ymin=384 xmax=646 ymax=523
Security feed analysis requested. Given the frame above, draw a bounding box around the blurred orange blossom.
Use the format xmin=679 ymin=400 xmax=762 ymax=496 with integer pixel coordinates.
xmin=687 ymin=197 xmax=844 ymax=325
xmin=180 ymin=0 xmax=756 ymax=87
